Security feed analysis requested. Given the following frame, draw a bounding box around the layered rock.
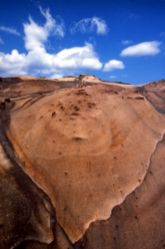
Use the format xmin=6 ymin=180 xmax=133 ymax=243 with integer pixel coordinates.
xmin=0 ymin=76 xmax=164 ymax=249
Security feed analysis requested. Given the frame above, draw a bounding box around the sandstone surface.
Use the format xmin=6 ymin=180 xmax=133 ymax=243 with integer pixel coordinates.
xmin=0 ymin=76 xmax=164 ymax=249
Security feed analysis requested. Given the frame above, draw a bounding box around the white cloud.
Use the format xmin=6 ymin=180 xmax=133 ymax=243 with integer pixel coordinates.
xmin=0 ymin=43 xmax=102 ymax=77
xmin=103 ymin=59 xmax=125 ymax=72
xmin=0 ymin=50 xmax=26 ymax=76
xmin=0 ymin=26 xmax=20 ymax=36
xmin=70 ymin=17 xmax=108 ymax=35
xmin=39 ymin=7 xmax=65 ymax=38
xmin=24 ymin=8 xmax=64 ymax=51
xmin=53 ymin=43 xmax=102 ymax=70
xmin=49 ymin=73 xmax=64 ymax=79
xmin=121 ymin=41 xmax=160 ymax=56
xmin=0 ymin=9 xmax=102 ymax=77
xmin=22 ymin=43 xmax=102 ymax=76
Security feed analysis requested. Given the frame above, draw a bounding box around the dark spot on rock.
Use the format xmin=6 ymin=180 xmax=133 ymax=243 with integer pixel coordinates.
xmin=113 ymin=156 xmax=117 ymax=160
xmin=57 ymin=102 xmax=62 ymax=107
xmin=135 ymin=96 xmax=144 ymax=100
xmin=138 ymin=179 xmax=141 ymax=183
xmin=76 ymin=89 xmax=89 ymax=96
xmin=134 ymin=215 xmax=138 ymax=220
xmin=64 ymin=172 xmax=68 ymax=176
xmin=74 ymin=106 xmax=79 ymax=111
xmin=71 ymin=112 xmax=79 ymax=116
xmin=0 ymin=102 xmax=6 ymax=109
xmin=73 ymin=137 xmax=83 ymax=141
xmin=115 ymin=225 xmax=119 ymax=229
xmin=63 ymin=207 xmax=67 ymax=212
xmin=59 ymin=118 xmax=62 ymax=122
xmin=60 ymin=105 xmax=65 ymax=110
xmin=5 ymin=98 xmax=11 ymax=103
xmin=52 ymin=112 xmax=56 ymax=117
xmin=88 ymin=102 xmax=96 ymax=108
xmin=88 ymin=103 xmax=93 ymax=108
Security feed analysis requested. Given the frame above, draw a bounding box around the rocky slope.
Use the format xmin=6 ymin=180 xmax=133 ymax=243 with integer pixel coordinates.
xmin=0 ymin=75 xmax=164 ymax=249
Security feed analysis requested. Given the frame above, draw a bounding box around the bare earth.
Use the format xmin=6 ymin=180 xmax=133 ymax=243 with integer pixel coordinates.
xmin=0 ymin=75 xmax=164 ymax=249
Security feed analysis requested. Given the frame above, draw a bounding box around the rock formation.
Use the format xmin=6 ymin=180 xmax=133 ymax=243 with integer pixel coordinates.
xmin=0 ymin=75 xmax=164 ymax=249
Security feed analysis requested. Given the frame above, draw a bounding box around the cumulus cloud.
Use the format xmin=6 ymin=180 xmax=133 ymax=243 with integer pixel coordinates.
xmin=53 ymin=43 xmax=102 ymax=70
xmin=121 ymin=41 xmax=160 ymax=56
xmin=0 ymin=43 xmax=102 ymax=77
xmin=0 ymin=9 xmax=102 ymax=77
xmin=23 ymin=43 xmax=102 ymax=76
xmin=103 ymin=59 xmax=125 ymax=72
xmin=70 ymin=17 xmax=108 ymax=35
xmin=0 ymin=50 xmax=26 ymax=76
xmin=0 ymin=26 xmax=20 ymax=36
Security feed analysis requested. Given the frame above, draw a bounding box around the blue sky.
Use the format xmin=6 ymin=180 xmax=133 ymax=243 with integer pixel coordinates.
xmin=0 ymin=0 xmax=165 ymax=84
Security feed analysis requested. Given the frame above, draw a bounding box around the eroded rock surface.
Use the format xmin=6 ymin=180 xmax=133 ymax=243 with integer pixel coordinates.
xmin=0 ymin=145 xmax=54 ymax=249
xmin=0 ymin=76 xmax=164 ymax=249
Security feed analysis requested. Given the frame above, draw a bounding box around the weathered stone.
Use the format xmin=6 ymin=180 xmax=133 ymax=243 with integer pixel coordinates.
xmin=0 ymin=76 xmax=164 ymax=249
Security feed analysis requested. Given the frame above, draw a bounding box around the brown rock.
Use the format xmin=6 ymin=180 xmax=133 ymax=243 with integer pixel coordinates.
xmin=0 ymin=76 xmax=164 ymax=249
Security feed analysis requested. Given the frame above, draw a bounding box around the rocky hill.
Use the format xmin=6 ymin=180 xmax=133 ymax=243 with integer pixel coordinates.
xmin=0 ymin=75 xmax=164 ymax=249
